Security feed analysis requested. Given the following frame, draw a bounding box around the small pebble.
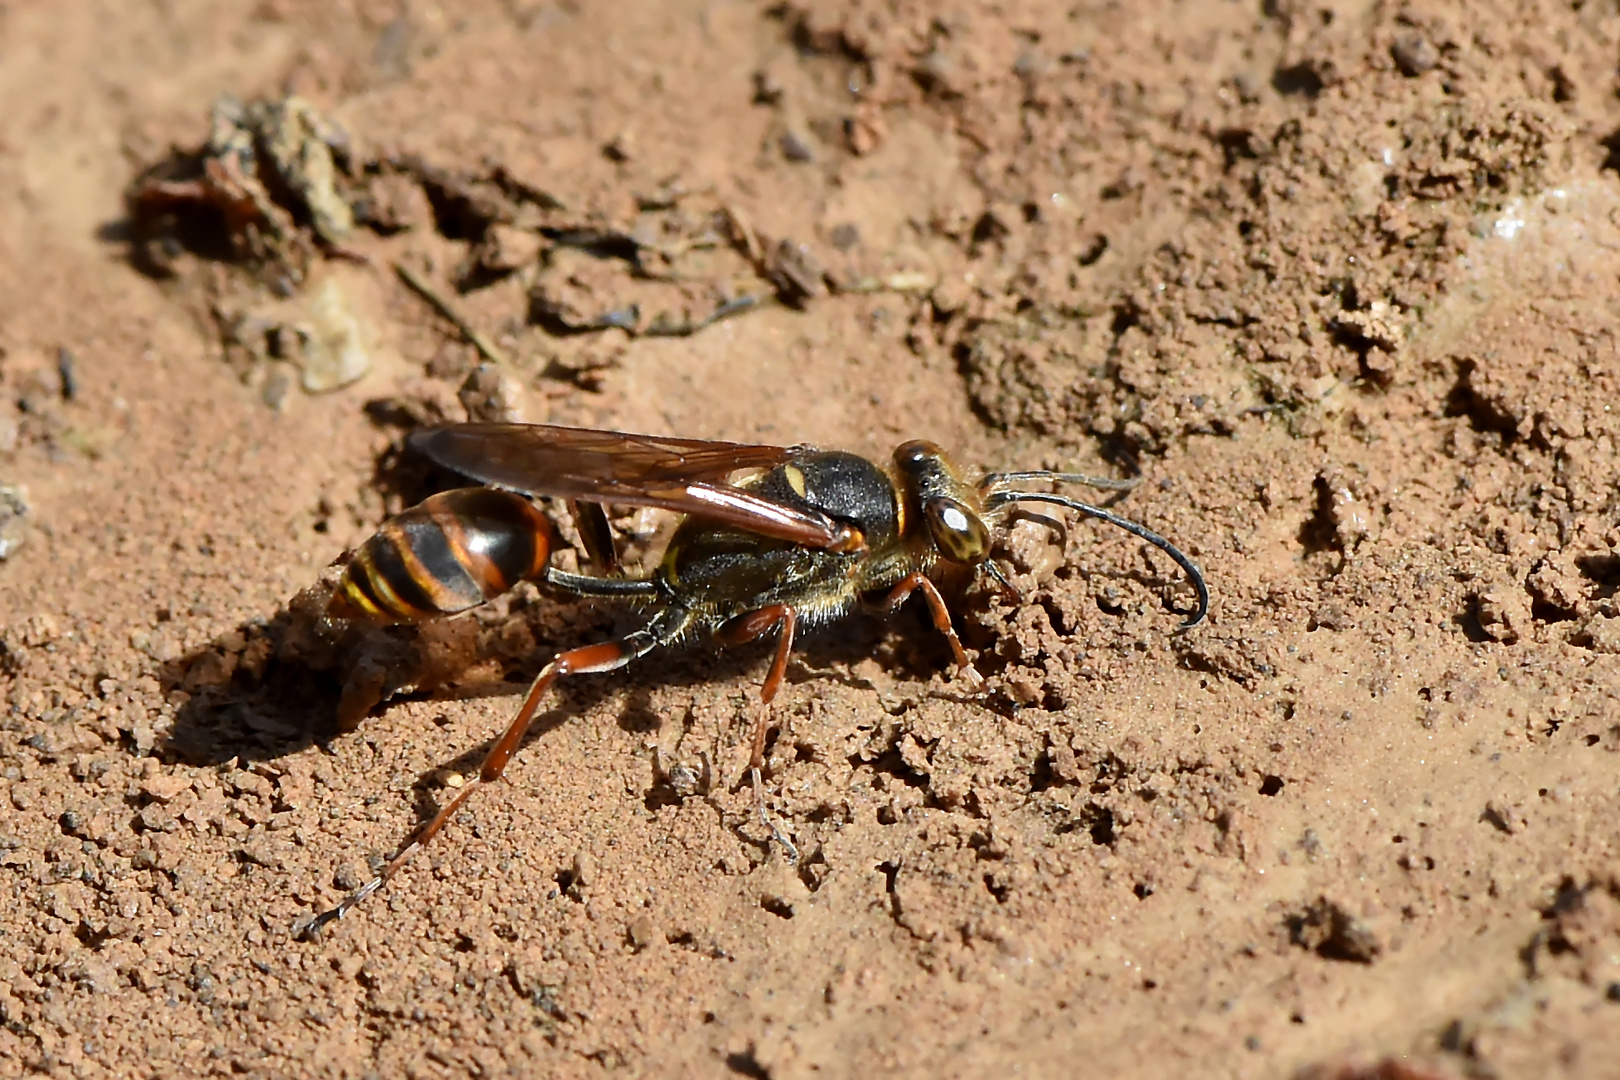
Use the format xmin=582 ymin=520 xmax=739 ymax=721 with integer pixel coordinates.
xmin=0 ymin=485 xmax=28 ymax=561
xmin=56 ymin=347 xmax=78 ymax=400
xmin=780 ymin=128 xmax=815 ymax=162
xmin=261 ymin=364 xmax=293 ymax=411
xmin=627 ymin=913 xmax=658 ymax=951
xmin=752 ymin=68 xmax=784 ymax=105
xmin=141 ymin=773 xmax=193 ymax=803
xmin=1392 ymin=33 xmax=1438 ymax=76
xmin=294 ymin=278 xmax=371 ymax=393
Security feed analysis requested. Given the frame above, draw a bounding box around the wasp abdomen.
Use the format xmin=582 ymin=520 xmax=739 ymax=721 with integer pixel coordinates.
xmin=329 ymin=487 xmax=554 ymax=624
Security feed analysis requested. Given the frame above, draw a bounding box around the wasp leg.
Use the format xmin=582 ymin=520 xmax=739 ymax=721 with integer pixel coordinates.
xmin=747 ymin=764 xmax=797 ymax=862
xmin=717 ymin=603 xmax=797 ymax=705
xmin=568 ymin=500 xmax=619 ymax=575
xmin=881 ymin=572 xmax=984 ymax=687
xmin=715 ymin=604 xmax=800 ymax=861
xmin=299 ymin=627 xmax=665 ymax=939
xmin=543 ymin=567 xmax=659 ymax=600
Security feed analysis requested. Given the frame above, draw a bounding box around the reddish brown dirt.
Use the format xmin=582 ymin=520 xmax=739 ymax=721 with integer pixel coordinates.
xmin=3 ymin=2 xmax=1620 ymax=1077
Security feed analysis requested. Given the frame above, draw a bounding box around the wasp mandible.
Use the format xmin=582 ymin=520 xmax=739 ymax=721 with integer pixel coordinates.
xmin=300 ymin=422 xmax=1208 ymax=936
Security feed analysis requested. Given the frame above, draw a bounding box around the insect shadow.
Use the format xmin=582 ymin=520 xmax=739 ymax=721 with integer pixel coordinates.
xmin=155 ymin=586 xmax=955 ymax=774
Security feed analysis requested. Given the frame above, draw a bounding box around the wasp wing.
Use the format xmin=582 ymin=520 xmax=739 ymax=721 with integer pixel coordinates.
xmin=410 ymin=422 xmax=861 ymax=551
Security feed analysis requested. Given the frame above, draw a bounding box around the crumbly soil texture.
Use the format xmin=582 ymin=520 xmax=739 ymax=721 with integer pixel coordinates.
xmin=3 ymin=2 xmax=1620 ymax=1078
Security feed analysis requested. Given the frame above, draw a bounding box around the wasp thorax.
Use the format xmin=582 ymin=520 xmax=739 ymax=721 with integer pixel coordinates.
xmin=924 ymin=497 xmax=990 ymax=563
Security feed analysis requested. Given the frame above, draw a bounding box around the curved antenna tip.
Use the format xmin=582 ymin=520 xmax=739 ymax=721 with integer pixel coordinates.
xmin=993 ymin=491 xmax=1209 ymax=629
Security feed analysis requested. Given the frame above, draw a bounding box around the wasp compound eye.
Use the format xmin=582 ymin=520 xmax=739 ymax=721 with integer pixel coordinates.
xmin=924 ymin=497 xmax=990 ymax=563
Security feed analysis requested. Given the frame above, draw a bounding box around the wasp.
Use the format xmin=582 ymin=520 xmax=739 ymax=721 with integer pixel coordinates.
xmin=299 ymin=422 xmax=1208 ymax=936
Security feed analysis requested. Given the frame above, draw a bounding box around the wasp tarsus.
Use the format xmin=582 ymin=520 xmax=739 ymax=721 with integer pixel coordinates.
xmin=297 ymin=421 xmax=1208 ymax=938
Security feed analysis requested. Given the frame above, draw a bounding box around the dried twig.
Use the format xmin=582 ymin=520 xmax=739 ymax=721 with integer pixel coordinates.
xmin=393 ymin=260 xmax=512 ymax=367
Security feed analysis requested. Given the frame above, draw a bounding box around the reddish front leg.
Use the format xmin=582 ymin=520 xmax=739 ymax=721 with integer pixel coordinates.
xmin=881 ymin=572 xmax=983 ymax=686
xmin=717 ymin=603 xmax=797 ymax=706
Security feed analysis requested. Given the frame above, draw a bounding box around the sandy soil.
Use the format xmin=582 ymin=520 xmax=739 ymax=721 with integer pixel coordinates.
xmin=2 ymin=1 xmax=1619 ymax=1077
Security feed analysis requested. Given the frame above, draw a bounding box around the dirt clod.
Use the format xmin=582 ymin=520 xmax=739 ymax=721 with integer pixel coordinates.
xmin=1288 ymin=897 xmax=1384 ymax=965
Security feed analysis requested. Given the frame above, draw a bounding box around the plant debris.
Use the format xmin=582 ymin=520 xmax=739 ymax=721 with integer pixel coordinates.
xmin=127 ymin=94 xmax=359 ymax=283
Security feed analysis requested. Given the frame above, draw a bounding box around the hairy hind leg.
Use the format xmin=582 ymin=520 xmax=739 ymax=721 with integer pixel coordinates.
xmin=715 ymin=605 xmax=800 ymax=861
xmin=299 ymin=631 xmax=659 ymax=938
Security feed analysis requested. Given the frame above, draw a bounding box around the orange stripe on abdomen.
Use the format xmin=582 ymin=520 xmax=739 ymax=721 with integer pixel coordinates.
xmin=326 ymin=488 xmax=556 ymax=626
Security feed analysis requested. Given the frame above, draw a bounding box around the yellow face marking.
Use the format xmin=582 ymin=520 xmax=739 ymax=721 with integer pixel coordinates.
xmin=782 ymin=464 xmax=808 ymax=499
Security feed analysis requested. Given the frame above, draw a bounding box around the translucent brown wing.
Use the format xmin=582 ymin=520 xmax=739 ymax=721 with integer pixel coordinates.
xmin=410 ymin=422 xmax=863 ymax=551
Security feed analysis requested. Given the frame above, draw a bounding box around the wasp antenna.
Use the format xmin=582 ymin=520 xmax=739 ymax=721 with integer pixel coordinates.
xmin=1005 ymin=506 xmax=1069 ymax=548
xmin=983 ymin=469 xmax=1139 ymax=494
xmin=989 ymin=491 xmax=1208 ymax=628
